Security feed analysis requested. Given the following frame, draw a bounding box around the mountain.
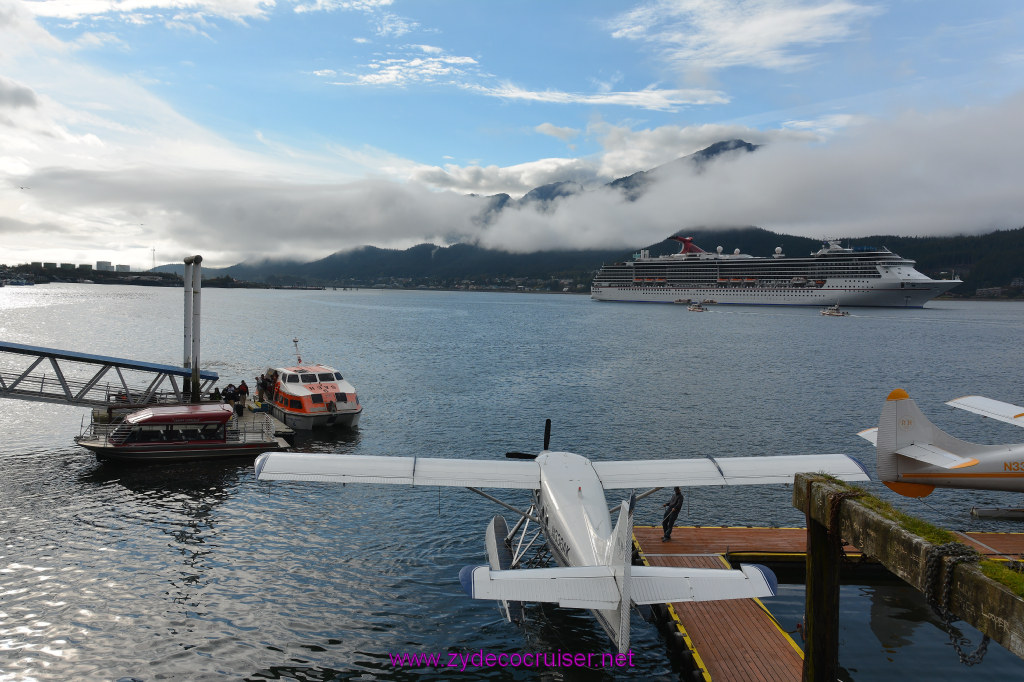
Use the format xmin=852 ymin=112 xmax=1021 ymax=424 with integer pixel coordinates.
xmin=148 ymin=139 xmax=1023 ymax=295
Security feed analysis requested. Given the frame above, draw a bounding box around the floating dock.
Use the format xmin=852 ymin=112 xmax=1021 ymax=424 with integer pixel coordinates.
xmin=633 ymin=525 xmax=1024 ymax=681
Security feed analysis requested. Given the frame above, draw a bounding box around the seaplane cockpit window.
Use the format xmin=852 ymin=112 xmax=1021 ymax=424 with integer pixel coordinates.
xmin=317 ymin=373 xmax=334 ymax=382
xmin=300 ymin=373 xmax=317 ymax=383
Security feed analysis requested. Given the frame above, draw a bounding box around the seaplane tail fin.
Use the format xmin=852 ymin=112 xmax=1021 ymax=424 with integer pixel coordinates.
xmin=629 ymin=564 xmax=778 ymax=605
xmin=946 ymin=395 xmax=1024 ymax=429
xmin=876 ymin=390 xmax=980 ymax=492
xmin=606 ymin=494 xmax=635 ymax=654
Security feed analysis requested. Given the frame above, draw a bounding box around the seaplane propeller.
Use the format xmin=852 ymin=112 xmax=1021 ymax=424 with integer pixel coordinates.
xmin=505 ymin=418 xmax=552 ymax=460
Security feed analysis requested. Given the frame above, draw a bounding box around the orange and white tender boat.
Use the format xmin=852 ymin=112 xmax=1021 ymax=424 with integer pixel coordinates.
xmin=266 ymin=362 xmax=362 ymax=429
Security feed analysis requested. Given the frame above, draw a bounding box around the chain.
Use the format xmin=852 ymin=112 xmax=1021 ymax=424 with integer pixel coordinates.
xmin=924 ymin=542 xmax=990 ymax=665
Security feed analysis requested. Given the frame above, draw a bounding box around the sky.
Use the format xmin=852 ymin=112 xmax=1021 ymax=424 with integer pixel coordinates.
xmin=2 ymin=0 xmax=1024 ymax=269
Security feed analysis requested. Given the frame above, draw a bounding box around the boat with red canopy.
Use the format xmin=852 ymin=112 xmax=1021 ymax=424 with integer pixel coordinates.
xmin=75 ymin=403 xmax=288 ymax=462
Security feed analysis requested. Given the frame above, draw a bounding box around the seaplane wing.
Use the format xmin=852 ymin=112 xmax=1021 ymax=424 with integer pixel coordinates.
xmin=254 ymin=453 xmax=540 ymax=489
xmin=255 ymin=452 xmax=869 ymax=489
xmin=592 ymin=453 xmax=869 ymax=488
xmin=459 ymin=564 xmax=776 ymax=610
xmin=947 ymin=395 xmax=1024 ymax=428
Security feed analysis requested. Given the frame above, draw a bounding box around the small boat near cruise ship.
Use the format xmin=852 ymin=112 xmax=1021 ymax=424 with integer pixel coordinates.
xmin=820 ymin=303 xmax=850 ymax=317
xmin=75 ymin=403 xmax=288 ymax=462
xmin=591 ymin=236 xmax=960 ymax=307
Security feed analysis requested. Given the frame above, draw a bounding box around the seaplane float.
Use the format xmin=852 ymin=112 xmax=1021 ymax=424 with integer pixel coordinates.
xmin=254 ymin=421 xmax=869 ymax=652
xmin=859 ymin=389 xmax=1024 ymax=517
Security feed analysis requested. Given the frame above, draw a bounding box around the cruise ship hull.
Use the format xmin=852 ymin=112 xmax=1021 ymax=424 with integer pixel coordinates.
xmin=592 ymin=279 xmax=959 ymax=308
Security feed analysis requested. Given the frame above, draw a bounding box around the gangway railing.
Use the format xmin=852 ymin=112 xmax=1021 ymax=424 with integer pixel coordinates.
xmin=0 ymin=341 xmax=218 ymax=408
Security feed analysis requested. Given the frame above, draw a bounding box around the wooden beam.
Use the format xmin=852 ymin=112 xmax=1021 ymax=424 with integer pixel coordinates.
xmin=793 ymin=473 xmax=1024 ymax=661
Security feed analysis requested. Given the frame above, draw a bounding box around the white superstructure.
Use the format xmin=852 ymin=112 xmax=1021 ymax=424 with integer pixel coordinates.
xmin=591 ymin=237 xmax=960 ymax=307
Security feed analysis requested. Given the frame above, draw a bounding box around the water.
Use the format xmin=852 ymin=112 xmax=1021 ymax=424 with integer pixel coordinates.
xmin=1 ymin=284 xmax=1023 ymax=680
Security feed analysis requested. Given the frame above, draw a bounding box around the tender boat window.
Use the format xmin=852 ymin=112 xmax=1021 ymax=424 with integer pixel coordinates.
xmin=300 ymin=373 xmax=316 ymax=383
xmin=284 ymin=374 xmax=300 ymax=383
xmin=318 ymin=373 xmax=334 ymax=382
xmin=311 ymin=394 xmax=324 ymax=404
xmin=334 ymin=372 xmax=344 ymax=380
xmin=289 ymin=399 xmax=302 ymax=409
xmin=335 ymin=392 xmax=347 ymax=402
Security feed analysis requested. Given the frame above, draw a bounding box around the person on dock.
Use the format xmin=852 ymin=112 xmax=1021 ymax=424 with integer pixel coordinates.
xmin=256 ymin=374 xmax=266 ymax=402
xmin=238 ymin=380 xmax=249 ymax=404
xmin=662 ymin=486 xmax=684 ymax=542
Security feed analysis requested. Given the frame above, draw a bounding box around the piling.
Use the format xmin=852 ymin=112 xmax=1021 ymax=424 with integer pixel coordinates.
xmin=794 ymin=473 xmax=1024 ymax=679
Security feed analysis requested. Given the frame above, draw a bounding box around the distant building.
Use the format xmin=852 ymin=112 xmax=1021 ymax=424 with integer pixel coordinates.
xmin=96 ymin=261 xmax=114 ymax=271
xmin=78 ymin=264 xmax=93 ymax=271
xmin=43 ymin=262 xmax=57 ymax=269
xmin=975 ymin=286 xmax=1004 ymax=297
xmin=115 ymin=264 xmax=131 ymax=272
xmin=30 ymin=262 xmax=42 ymax=268
xmin=60 ymin=263 xmax=76 ymax=270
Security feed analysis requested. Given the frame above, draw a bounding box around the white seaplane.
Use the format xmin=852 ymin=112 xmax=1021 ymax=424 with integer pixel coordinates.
xmin=254 ymin=424 xmax=869 ymax=653
xmin=859 ymin=389 xmax=1024 ymax=503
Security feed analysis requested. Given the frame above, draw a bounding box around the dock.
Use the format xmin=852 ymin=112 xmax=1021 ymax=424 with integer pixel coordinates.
xmin=633 ymin=525 xmax=1024 ymax=681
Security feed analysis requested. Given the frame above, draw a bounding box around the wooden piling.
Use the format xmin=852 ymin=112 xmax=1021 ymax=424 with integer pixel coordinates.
xmin=794 ymin=473 xmax=1024 ymax=674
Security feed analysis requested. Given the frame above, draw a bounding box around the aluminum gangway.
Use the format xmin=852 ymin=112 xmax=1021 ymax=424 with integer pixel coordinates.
xmin=0 ymin=341 xmax=218 ymax=408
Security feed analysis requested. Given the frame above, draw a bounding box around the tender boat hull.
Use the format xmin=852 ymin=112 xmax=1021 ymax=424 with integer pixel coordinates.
xmin=270 ymin=404 xmax=362 ymax=430
xmin=77 ymin=438 xmax=286 ymax=463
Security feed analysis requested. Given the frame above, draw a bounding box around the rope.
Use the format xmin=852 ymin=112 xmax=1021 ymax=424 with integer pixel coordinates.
xmin=924 ymin=542 xmax=990 ymax=666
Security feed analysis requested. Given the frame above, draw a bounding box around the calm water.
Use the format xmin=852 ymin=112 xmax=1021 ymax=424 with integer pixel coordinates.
xmin=1 ymin=284 xmax=1023 ymax=680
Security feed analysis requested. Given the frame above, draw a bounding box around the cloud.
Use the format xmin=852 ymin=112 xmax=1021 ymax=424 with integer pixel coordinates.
xmin=339 ymin=53 xmax=480 ymax=86
xmin=481 ymin=93 xmax=1024 ymax=251
xmin=23 ymin=0 xmax=276 ymax=23
xmin=535 ymin=122 xmax=580 ymax=142
xmin=472 ymin=81 xmax=728 ymax=111
xmin=0 ymin=76 xmax=39 ymax=109
xmin=610 ymin=0 xmax=882 ymax=72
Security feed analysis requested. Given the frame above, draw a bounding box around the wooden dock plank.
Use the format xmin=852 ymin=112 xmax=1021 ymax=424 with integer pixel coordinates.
xmin=635 ymin=527 xmax=804 ymax=682
xmin=635 ymin=524 xmax=1024 ymax=681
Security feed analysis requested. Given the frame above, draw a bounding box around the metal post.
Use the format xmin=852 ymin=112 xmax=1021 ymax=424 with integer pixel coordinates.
xmin=183 ymin=257 xmax=194 ymax=369
xmin=190 ymin=255 xmax=202 ymax=402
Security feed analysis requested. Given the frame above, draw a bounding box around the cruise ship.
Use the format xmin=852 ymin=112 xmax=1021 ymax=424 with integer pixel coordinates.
xmin=590 ymin=236 xmax=960 ymax=307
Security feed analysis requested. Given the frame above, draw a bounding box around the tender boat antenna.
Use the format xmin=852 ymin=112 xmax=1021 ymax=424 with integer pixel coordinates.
xmin=293 ymin=337 xmax=302 ymax=364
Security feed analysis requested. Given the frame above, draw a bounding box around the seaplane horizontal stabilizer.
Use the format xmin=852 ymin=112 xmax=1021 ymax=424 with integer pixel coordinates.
xmin=946 ymin=395 xmax=1024 ymax=428
xmin=459 ymin=563 xmax=777 ymax=610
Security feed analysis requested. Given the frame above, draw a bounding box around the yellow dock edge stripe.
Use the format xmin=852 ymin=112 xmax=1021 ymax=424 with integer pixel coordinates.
xmin=634 ymin=535 xmax=712 ymax=681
